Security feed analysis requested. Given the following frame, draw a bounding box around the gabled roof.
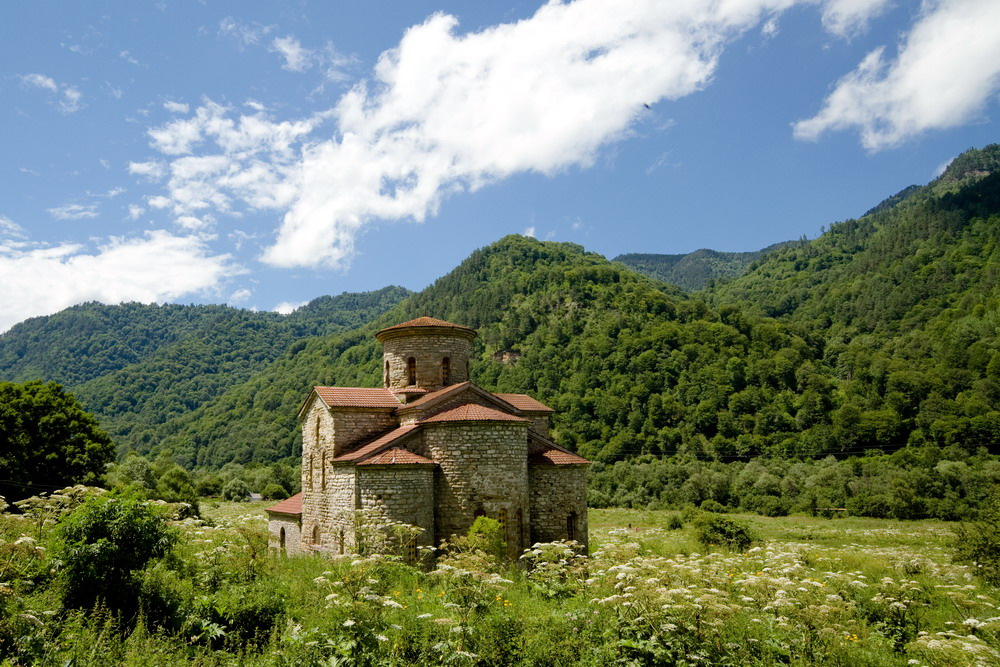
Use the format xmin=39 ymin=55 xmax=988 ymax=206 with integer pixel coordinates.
xmin=375 ymin=317 xmax=476 ymax=342
xmin=397 ymin=381 xmax=519 ymax=415
xmin=528 ymin=431 xmax=591 ymax=465
xmin=315 ymin=387 xmax=400 ymax=408
xmin=529 ymin=448 xmax=590 ymax=465
xmin=421 ymin=403 xmax=529 ymax=424
xmin=357 ymin=448 xmax=435 ymax=466
xmin=298 ymin=386 xmax=401 ymax=419
xmin=494 ymin=393 xmax=555 ymax=413
xmin=331 ymin=424 xmax=420 ymax=462
xmin=265 ymin=492 xmax=302 ymax=515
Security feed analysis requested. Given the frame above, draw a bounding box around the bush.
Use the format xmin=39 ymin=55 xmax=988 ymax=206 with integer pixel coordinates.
xmin=221 ymin=479 xmax=251 ymax=502
xmin=700 ymin=499 xmax=727 ymax=513
xmin=953 ymin=491 xmax=1000 ymax=585
xmin=755 ymin=495 xmax=790 ymax=517
xmin=466 ymin=516 xmax=506 ymax=561
xmin=667 ymin=514 xmax=684 ymax=530
xmin=695 ymin=514 xmax=759 ymax=552
xmin=847 ymin=493 xmax=892 ymax=518
xmin=56 ymin=493 xmax=176 ymax=614
xmin=261 ymin=483 xmax=288 ymax=500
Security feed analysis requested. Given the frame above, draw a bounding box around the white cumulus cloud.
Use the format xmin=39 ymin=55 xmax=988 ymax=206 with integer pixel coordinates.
xmin=820 ymin=0 xmax=892 ymax=37
xmin=48 ymin=203 xmax=99 ymax=220
xmin=795 ymin=0 xmax=1000 ymax=151
xmin=130 ymin=0 xmax=981 ymax=271
xmin=0 ymin=231 xmax=242 ymax=333
xmin=20 ymin=73 xmax=58 ymax=92
xmin=272 ymin=36 xmax=312 ymax=72
xmin=274 ymin=300 xmax=307 ymax=315
xmin=0 ymin=215 xmax=28 ymax=239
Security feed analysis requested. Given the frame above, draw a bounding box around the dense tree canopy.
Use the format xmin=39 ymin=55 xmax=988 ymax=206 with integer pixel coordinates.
xmin=0 ymin=380 xmax=114 ymax=500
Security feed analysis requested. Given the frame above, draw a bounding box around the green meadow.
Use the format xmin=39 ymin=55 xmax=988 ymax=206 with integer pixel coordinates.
xmin=3 ymin=496 xmax=999 ymax=666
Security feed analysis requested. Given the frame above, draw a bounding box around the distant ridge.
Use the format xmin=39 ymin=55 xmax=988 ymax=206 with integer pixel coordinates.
xmin=613 ymin=241 xmax=793 ymax=291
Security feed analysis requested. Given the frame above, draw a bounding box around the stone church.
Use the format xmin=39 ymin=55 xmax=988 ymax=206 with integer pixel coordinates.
xmin=266 ymin=317 xmax=589 ymax=558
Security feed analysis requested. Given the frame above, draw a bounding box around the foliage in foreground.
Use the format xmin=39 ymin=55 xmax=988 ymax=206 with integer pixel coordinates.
xmin=4 ymin=502 xmax=1000 ymax=665
xmin=0 ymin=380 xmax=114 ymax=502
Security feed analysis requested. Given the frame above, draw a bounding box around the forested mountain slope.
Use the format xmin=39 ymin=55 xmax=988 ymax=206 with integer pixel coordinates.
xmin=706 ymin=144 xmax=1000 ymax=454
xmin=5 ymin=146 xmax=1000 ymax=477
xmin=614 ymin=242 xmax=791 ymax=291
xmin=0 ymin=287 xmax=411 ymax=457
xmin=141 ymin=236 xmax=843 ymax=469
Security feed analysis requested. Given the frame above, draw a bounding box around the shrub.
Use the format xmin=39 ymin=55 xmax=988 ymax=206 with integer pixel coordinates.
xmin=700 ymin=499 xmax=727 ymax=513
xmin=666 ymin=514 xmax=684 ymax=530
xmin=847 ymin=493 xmax=892 ymax=518
xmin=695 ymin=514 xmax=759 ymax=552
xmin=755 ymin=495 xmax=790 ymax=517
xmin=55 ymin=493 xmax=176 ymax=614
xmin=261 ymin=483 xmax=288 ymax=500
xmin=221 ymin=479 xmax=251 ymax=502
xmin=953 ymin=491 xmax=1000 ymax=585
xmin=466 ymin=516 xmax=506 ymax=561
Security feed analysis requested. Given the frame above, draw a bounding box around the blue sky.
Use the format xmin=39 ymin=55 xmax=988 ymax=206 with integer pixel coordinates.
xmin=2 ymin=0 xmax=999 ymax=332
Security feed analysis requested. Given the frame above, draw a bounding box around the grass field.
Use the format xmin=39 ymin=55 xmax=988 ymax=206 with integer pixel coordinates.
xmin=3 ymin=498 xmax=999 ymax=665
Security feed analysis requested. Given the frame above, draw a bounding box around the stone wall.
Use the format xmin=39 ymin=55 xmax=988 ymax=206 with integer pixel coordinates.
xmin=382 ymin=332 xmax=471 ymax=391
xmin=357 ymin=465 xmax=436 ymax=553
xmin=268 ymin=513 xmax=301 ymax=555
xmin=422 ymin=421 xmax=529 ymax=550
xmin=527 ymin=415 xmax=549 ymax=437
xmin=528 ymin=464 xmax=589 ymax=550
xmin=331 ymin=408 xmax=398 ymax=457
xmin=301 ymin=464 xmax=357 ymax=555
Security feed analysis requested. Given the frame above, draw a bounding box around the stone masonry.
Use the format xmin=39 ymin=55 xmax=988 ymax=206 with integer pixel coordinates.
xmin=266 ymin=316 xmax=590 ymax=558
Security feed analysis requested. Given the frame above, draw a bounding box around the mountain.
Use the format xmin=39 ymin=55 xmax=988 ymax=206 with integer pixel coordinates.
xmin=4 ymin=145 xmax=1000 ymax=473
xmin=613 ymin=242 xmax=792 ymax=291
xmin=706 ymin=143 xmax=1000 ymax=452
xmin=130 ymin=236 xmax=836 ymax=468
xmin=0 ymin=287 xmax=411 ymax=457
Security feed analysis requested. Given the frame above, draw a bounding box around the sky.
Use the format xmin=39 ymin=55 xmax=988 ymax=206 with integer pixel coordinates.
xmin=2 ymin=0 xmax=1000 ymax=333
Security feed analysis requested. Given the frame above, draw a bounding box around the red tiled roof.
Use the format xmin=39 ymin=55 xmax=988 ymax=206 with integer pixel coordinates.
xmin=398 ymin=381 xmax=471 ymax=409
xmin=494 ymin=393 xmax=555 ymax=413
xmin=314 ymin=387 xmax=400 ymax=409
xmin=529 ymin=448 xmax=590 ymax=465
xmin=332 ymin=424 xmax=420 ymax=462
xmin=421 ymin=403 xmax=529 ymax=424
xmin=265 ymin=492 xmax=302 ymax=515
xmin=378 ymin=316 xmax=468 ymax=331
xmin=357 ymin=448 xmax=435 ymax=466
xmin=376 ymin=317 xmax=476 ymax=341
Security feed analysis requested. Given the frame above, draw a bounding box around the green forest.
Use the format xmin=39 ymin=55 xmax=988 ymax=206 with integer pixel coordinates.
xmin=3 ymin=145 xmax=1000 ymax=522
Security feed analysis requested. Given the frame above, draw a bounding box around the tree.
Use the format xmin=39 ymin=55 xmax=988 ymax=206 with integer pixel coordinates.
xmin=56 ymin=493 xmax=175 ymax=613
xmin=0 ymin=381 xmax=114 ymax=501
xmin=222 ymin=478 xmax=251 ymax=501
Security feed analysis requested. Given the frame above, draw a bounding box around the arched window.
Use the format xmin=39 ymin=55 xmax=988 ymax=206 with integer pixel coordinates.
xmin=474 ymin=508 xmax=486 ymax=519
xmin=441 ymin=357 xmax=451 ymax=386
xmin=566 ymin=512 xmax=577 ymax=542
xmin=312 ymin=525 xmax=321 ymax=549
xmin=384 ymin=360 xmax=390 ymax=387
xmin=321 ymin=451 xmax=326 ymax=490
xmin=498 ymin=508 xmax=508 ymax=536
xmin=279 ymin=527 xmax=286 ymax=555
xmin=407 ymin=357 xmax=417 ymax=385
xmin=314 ymin=416 xmax=320 ymax=446
xmin=339 ymin=528 xmax=345 ymax=555
xmin=308 ymin=455 xmax=313 ymax=491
